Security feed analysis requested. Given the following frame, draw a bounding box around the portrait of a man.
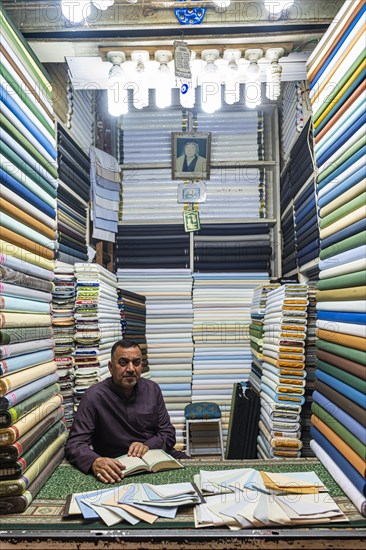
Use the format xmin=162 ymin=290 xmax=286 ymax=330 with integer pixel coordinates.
xmin=172 ymin=132 xmax=211 ymax=180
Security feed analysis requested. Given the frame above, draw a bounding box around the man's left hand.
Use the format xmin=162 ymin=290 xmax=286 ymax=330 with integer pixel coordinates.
xmin=127 ymin=442 xmax=149 ymax=457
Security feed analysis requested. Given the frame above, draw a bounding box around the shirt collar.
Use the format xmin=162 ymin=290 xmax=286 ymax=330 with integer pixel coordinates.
xmin=107 ymin=377 xmax=139 ymax=401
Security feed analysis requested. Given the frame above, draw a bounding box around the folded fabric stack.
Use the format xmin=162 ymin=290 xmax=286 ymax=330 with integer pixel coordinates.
xmin=192 ymin=273 xmax=269 ymax=455
xmin=57 ymin=125 xmax=89 ymax=263
xmin=248 ymin=283 xmax=280 ymax=393
xmin=198 ymin=109 xmax=265 ymax=221
xmin=117 ymin=288 xmax=149 ymax=375
xmin=258 ymin=284 xmax=308 ymax=458
xmin=301 ymin=283 xmax=317 ymax=456
xmin=116 ymin=269 xmax=193 ymax=451
xmin=307 ymin=0 xmax=366 ymax=517
xmin=281 ymin=81 xmax=305 ymax=162
xmin=0 ymin=5 xmax=66 ymax=513
xmin=90 ymin=146 xmax=120 ymax=243
xmin=73 ymin=263 xmax=121 ymax=407
xmin=52 ymin=261 xmax=76 ymax=428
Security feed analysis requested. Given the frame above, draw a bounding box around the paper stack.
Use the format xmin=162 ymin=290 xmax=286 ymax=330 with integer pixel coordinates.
xmin=194 ymin=468 xmax=348 ymax=529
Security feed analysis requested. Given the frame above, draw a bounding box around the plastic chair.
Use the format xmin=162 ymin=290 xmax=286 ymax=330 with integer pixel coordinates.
xmin=184 ymin=402 xmax=225 ymax=460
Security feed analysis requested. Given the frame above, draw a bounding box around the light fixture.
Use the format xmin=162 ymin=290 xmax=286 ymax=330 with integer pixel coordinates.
xmin=107 ymin=51 xmax=128 ymax=117
xmin=244 ymin=49 xmax=263 ymax=109
xmin=265 ymin=47 xmax=284 ymax=101
xmin=179 ymin=50 xmax=196 ymax=109
xmin=223 ymin=49 xmax=241 ymax=105
xmin=264 ymin=1 xmax=294 ymax=20
xmin=131 ymin=51 xmax=149 ymax=110
xmin=212 ymin=0 xmax=231 ymax=10
xmin=201 ymin=49 xmax=221 ymax=114
xmin=61 ymin=0 xmax=91 ymax=23
xmin=154 ymin=51 xmax=173 ymax=109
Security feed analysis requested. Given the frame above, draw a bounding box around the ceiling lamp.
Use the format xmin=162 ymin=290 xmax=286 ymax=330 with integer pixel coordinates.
xmin=265 ymin=47 xmax=285 ymax=101
xmin=131 ymin=51 xmax=150 ymax=110
xmin=223 ymin=49 xmax=241 ymax=105
xmin=212 ymin=0 xmax=231 ymax=10
xmin=264 ymin=1 xmax=295 ymax=20
xmin=155 ymin=51 xmax=173 ymax=109
xmin=61 ymin=0 xmax=115 ymax=23
xmin=244 ymin=49 xmax=263 ymax=109
xmin=201 ymin=49 xmax=221 ymax=114
xmin=107 ymin=51 xmax=128 ymax=117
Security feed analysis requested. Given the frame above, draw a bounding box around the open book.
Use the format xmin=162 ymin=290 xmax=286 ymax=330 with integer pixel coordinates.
xmin=116 ymin=449 xmax=183 ymax=476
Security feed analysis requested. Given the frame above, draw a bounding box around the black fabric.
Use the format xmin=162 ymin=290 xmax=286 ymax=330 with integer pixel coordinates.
xmin=226 ymin=383 xmax=261 ymax=459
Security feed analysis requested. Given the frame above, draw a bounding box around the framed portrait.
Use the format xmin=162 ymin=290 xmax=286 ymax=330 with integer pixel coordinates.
xmin=172 ymin=132 xmax=211 ymax=180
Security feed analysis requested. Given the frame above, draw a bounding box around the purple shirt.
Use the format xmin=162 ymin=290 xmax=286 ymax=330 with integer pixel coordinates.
xmin=65 ymin=377 xmax=176 ymax=473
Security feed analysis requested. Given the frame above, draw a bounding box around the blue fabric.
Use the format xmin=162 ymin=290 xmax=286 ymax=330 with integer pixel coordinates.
xmin=317 ymin=114 xmax=366 ymax=167
xmin=260 ymin=383 xmax=305 ymax=406
xmin=310 ymin=426 xmax=366 ymax=496
xmin=313 ymin=390 xmax=366 ymax=444
xmin=57 ymin=243 xmax=88 ymax=261
xmin=294 ymin=197 xmax=316 ymax=224
xmin=315 ymin=368 xmax=366 ymax=409
xmin=317 ymin=311 xmax=366 ymax=325
xmin=297 ymin=248 xmax=320 ymax=266
xmin=314 ymin=68 xmax=366 ymax=136
xmin=184 ymin=402 xmax=221 ymax=420
xmin=319 ymin=244 xmax=366 ymax=270
xmin=318 ymin=165 xmax=366 ymax=206
xmin=0 ymin=349 xmax=54 ymax=376
xmin=0 ymin=168 xmax=56 ymax=219
xmin=0 ymin=87 xmax=56 ymax=160
xmin=309 ymin=4 xmax=366 ymax=90
xmin=320 ymin=218 xmax=366 ymax=250
xmin=318 ymin=145 xmax=366 ymax=191
xmin=297 ymin=240 xmax=319 ymax=258
xmin=295 ymin=214 xmax=316 ymax=236
xmin=294 ymin=188 xmax=315 ymax=215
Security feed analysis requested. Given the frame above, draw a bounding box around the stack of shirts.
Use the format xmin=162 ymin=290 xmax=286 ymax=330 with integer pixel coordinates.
xmin=307 ymin=0 xmax=366 ymax=517
xmin=0 ymin=4 xmax=66 ymax=513
xmin=52 ymin=261 xmax=76 ymax=428
xmin=73 ymin=263 xmax=122 ymax=407
xmin=117 ymin=288 xmax=149 ymax=374
xmin=258 ymin=284 xmax=308 ymax=459
xmin=281 ymin=81 xmax=305 ymax=162
xmin=248 ymin=283 xmax=280 ymax=392
xmin=89 ymin=147 xmax=120 ymax=243
xmin=116 ymin=269 xmax=193 ymax=451
xmin=301 ymin=283 xmax=317 ymax=457
xmin=192 ymin=273 xmax=269 ymax=455
xmin=57 ymin=125 xmax=89 ymax=263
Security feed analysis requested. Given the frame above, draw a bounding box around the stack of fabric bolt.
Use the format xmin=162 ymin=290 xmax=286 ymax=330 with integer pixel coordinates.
xmin=52 ymin=261 xmax=76 ymax=428
xmin=117 ymin=289 xmax=149 ymax=375
xmin=248 ymin=283 xmax=280 ymax=393
xmin=192 ymin=272 xmax=269 ymax=455
xmin=281 ymin=81 xmax=305 ymax=162
xmin=306 ymin=0 xmax=366 ymax=516
xmin=116 ymin=269 xmax=193 ymax=452
xmin=258 ymin=284 xmax=308 ymax=459
xmin=301 ymin=283 xmax=317 ymax=456
xmin=0 ymin=5 xmax=66 ymax=513
xmin=73 ymin=263 xmax=122 ymax=408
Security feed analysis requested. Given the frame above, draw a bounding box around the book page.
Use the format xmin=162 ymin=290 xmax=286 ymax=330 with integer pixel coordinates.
xmin=141 ymin=449 xmax=179 ymax=469
xmin=117 ymin=454 xmax=149 ymax=474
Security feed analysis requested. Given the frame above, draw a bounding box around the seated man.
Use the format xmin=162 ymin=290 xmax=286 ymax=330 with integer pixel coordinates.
xmin=65 ymin=339 xmax=185 ymax=484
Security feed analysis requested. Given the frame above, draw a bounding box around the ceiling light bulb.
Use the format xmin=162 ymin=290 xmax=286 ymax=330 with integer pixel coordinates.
xmin=212 ymin=0 xmax=231 ymax=9
xmin=92 ymin=0 xmax=114 ymax=10
xmin=155 ymin=50 xmax=172 ymax=109
xmin=265 ymin=48 xmax=284 ymax=101
xmin=131 ymin=51 xmax=149 ymax=110
xmin=201 ymin=49 xmax=221 ymax=114
xmin=245 ymin=81 xmax=261 ymax=109
xmin=107 ymin=52 xmax=128 ymax=117
xmin=61 ymin=0 xmax=90 ymax=23
xmin=264 ymin=1 xmax=294 ymax=18
xmin=180 ymin=82 xmax=196 ymax=109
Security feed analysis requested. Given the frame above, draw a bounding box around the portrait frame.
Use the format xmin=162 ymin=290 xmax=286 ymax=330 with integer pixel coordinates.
xmin=172 ymin=132 xmax=211 ymax=180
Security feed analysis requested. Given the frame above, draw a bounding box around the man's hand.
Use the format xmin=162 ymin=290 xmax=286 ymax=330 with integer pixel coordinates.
xmin=127 ymin=442 xmax=149 ymax=457
xmin=92 ymin=457 xmax=125 ymax=484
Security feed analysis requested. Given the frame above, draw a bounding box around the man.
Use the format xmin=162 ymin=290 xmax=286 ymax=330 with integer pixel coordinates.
xmin=176 ymin=141 xmax=207 ymax=174
xmin=65 ymin=339 xmax=178 ymax=484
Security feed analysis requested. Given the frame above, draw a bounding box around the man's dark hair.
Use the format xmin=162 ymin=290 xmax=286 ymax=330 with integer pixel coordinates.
xmin=111 ymin=339 xmax=141 ymax=359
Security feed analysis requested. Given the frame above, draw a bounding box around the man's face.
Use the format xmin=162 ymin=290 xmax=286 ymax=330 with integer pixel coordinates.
xmin=108 ymin=346 xmax=143 ymax=393
xmin=185 ymin=143 xmax=196 ymax=156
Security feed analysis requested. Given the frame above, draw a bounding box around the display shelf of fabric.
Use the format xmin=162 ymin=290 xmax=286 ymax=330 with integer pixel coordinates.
xmin=306 ymin=0 xmax=366 ymax=517
xmin=89 ymin=146 xmax=120 ymax=243
xmin=116 ymin=269 xmax=193 ymax=452
xmin=115 ymin=225 xmax=190 ymax=269
xmin=57 ymin=125 xmax=90 ymax=203
xmin=248 ymin=283 xmax=280 ymax=393
xmin=281 ymin=210 xmax=297 ymax=276
xmin=57 ymin=184 xmax=88 ymax=264
xmin=194 ymin=223 xmax=271 ymax=273
xmin=293 ymin=179 xmax=320 ymax=268
xmin=64 ymin=87 xmax=96 ymax=155
xmin=73 ymin=263 xmax=122 ymax=408
xmin=281 ymin=81 xmax=306 ymax=163
xmin=117 ymin=289 xmax=148 ymax=375
xmin=192 ymin=272 xmax=269 ymax=455
xmin=52 ymin=261 xmax=76 ymax=428
xmin=258 ymin=284 xmax=309 ymax=459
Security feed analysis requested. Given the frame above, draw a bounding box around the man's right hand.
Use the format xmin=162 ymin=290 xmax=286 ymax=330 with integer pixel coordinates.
xmin=92 ymin=457 xmax=125 ymax=484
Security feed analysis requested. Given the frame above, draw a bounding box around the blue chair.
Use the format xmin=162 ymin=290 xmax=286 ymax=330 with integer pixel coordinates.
xmin=184 ymin=402 xmax=224 ymax=460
